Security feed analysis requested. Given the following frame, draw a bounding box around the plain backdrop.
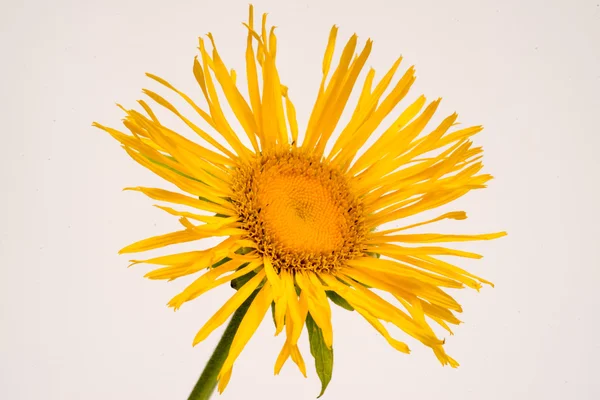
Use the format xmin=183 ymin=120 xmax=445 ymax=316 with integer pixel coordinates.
xmin=1 ymin=0 xmax=599 ymax=399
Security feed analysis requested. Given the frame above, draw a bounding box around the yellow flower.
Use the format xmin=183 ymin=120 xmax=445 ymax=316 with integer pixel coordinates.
xmin=95 ymin=5 xmax=505 ymax=394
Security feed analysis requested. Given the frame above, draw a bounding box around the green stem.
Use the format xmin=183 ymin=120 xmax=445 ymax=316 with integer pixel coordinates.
xmin=187 ymin=290 xmax=259 ymax=400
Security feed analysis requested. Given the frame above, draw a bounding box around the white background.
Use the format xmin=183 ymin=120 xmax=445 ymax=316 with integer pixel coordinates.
xmin=1 ymin=0 xmax=599 ymax=399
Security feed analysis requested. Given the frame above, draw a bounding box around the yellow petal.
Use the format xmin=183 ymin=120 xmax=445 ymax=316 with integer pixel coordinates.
xmin=124 ymin=186 xmax=234 ymax=216
xmin=355 ymin=306 xmax=410 ymax=353
xmin=219 ymin=282 xmax=274 ymax=377
xmin=372 ymin=231 xmax=507 ymax=244
xmin=119 ymin=229 xmax=206 ymax=254
xmin=169 ymin=259 xmax=261 ymax=310
xmin=193 ymin=269 xmax=266 ymax=346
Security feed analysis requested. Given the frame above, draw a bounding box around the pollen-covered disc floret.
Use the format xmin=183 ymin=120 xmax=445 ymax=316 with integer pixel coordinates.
xmin=232 ymin=149 xmax=367 ymax=273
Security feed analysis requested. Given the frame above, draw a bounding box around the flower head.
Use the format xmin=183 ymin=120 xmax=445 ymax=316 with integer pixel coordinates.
xmin=95 ymin=5 xmax=505 ymax=394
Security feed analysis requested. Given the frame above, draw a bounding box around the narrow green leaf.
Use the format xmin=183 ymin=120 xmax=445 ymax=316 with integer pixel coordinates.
xmin=326 ymin=291 xmax=354 ymax=311
xmin=306 ymin=313 xmax=333 ymax=398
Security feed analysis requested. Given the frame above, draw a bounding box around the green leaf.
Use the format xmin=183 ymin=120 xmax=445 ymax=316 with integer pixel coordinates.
xmin=366 ymin=251 xmax=380 ymax=259
xmin=326 ymin=291 xmax=354 ymax=311
xmin=306 ymin=313 xmax=333 ymax=398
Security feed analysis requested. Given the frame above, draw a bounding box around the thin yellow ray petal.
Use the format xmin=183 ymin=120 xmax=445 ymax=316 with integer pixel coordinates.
xmin=396 ymin=112 xmax=459 ymax=163
xmin=321 ymin=274 xmax=441 ymax=346
xmin=205 ymin=33 xmax=260 ymax=152
xmin=259 ymin=30 xmax=288 ymax=147
xmin=269 ymin=27 xmax=289 ymax=145
xmin=356 ymin=135 xmax=465 ymax=201
xmin=331 ymin=66 xmax=417 ymax=169
xmin=217 ymin=367 xmax=233 ymax=394
xmin=219 ymin=282 xmax=273 ymax=377
xmin=273 ymin=292 xmax=288 ymax=336
xmin=376 ymin=136 xmax=472 ymax=195
xmin=328 ymin=57 xmax=404 ymax=160
xmin=289 ymin=344 xmax=307 ymax=377
xmin=136 ymin=99 xmax=161 ymax=125
xmin=373 ymin=243 xmax=483 ymax=259
xmin=123 ymin=109 xmax=235 ymax=173
xmin=124 ymin=187 xmax=234 ymax=216
xmin=359 ymin=135 xmax=477 ymax=203
xmin=142 ymin=237 xmax=244 ymax=280
xmin=263 ymin=257 xmax=283 ymax=301
xmin=128 ymin=250 xmax=205 ymax=267
xmin=197 ymin=39 xmax=253 ymax=159
xmin=122 ymin=140 xmax=230 ymax=201
xmin=245 ymin=5 xmax=263 ymax=139
xmin=275 ymin=294 xmax=308 ymax=377
xmin=142 ymin=87 xmax=236 ymax=160
xmin=165 ymin=257 xmax=241 ymax=305
xmin=304 ymin=33 xmax=357 ymax=150
xmin=144 ymin=72 xmax=215 ymax=130
xmin=355 ymin=306 xmax=410 ymax=353
xmin=400 ymin=254 xmax=494 ymax=288
xmin=170 ymin=260 xmax=261 ymax=309
xmin=281 ymin=85 xmax=299 ymax=145
xmin=346 ymin=257 xmax=463 ymax=289
xmin=342 ymin=265 xmax=462 ymax=312
xmin=282 ymin=272 xmax=303 ymax=345
xmin=350 ymin=97 xmax=440 ymax=183
xmin=397 ymin=296 xmax=458 ymax=367
xmin=394 ymin=294 xmax=461 ymax=331
xmin=423 ymin=125 xmax=484 ymax=154
xmin=367 ymin=186 xmax=483 ymax=228
xmin=371 ymin=211 xmax=467 ymax=237
xmin=119 ymin=229 xmax=206 ymax=254
xmin=371 ymin=231 xmax=507 ymax=244
xmin=126 ymin=122 xmax=234 ymax=192
xmin=322 ymin=26 xmax=338 ymax=82
xmin=153 ymin=205 xmax=238 ymax=225
xmin=313 ymin=39 xmax=373 ymax=157
xmin=193 ymin=270 xmax=266 ymax=346
xmin=122 ymin=146 xmax=232 ymax=209
xmin=274 ymin=341 xmax=291 ymax=375
xmin=95 ymin=121 xmax=176 ymax=168
xmin=299 ymin=273 xmax=333 ymax=347
xmin=349 ymin=95 xmax=427 ymax=174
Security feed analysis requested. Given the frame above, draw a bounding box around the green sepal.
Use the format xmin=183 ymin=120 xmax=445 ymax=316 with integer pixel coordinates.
xmin=230 ymin=268 xmax=256 ymax=290
xmin=325 ymin=291 xmax=354 ymax=311
xmin=306 ymin=313 xmax=333 ymax=398
xmin=366 ymin=252 xmax=380 ymax=259
xmin=270 ymin=301 xmax=277 ymax=326
xmin=235 ymin=247 xmax=254 ymax=255
xmin=210 ymin=257 xmax=231 ymax=269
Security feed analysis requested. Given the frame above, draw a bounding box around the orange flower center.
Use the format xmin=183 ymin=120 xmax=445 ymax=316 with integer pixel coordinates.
xmin=232 ymin=149 xmax=366 ymax=272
